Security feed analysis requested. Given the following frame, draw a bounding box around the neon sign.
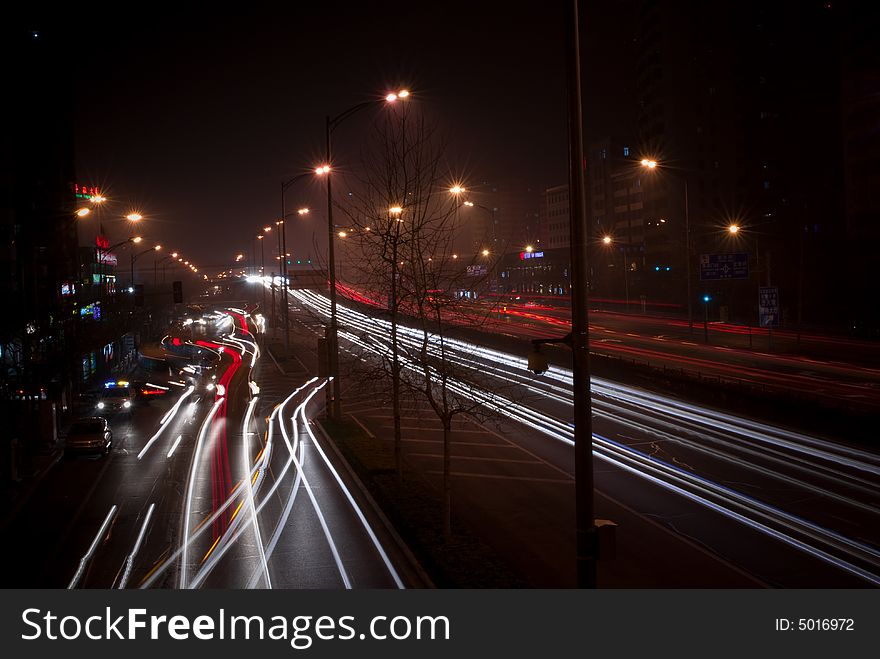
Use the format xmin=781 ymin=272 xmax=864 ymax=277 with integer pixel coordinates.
xmin=73 ymin=183 xmax=102 ymax=200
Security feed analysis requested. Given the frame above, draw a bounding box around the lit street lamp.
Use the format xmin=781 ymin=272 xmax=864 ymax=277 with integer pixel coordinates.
xmin=640 ymin=157 xmax=692 ymax=333
xmin=602 ymin=235 xmax=630 ymax=309
xmin=319 ymin=89 xmax=411 ymax=421
xmin=131 ymin=244 xmax=161 ymax=286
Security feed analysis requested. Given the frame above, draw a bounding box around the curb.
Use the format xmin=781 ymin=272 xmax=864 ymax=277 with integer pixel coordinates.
xmin=313 ymin=419 xmax=435 ymax=589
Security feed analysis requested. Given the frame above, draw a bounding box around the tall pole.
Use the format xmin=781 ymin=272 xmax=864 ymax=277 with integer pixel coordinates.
xmin=566 ymin=0 xmax=597 ymax=589
xmin=685 ymin=180 xmax=693 ymax=333
xmin=325 ymin=115 xmax=342 ymax=421
xmin=260 ymin=237 xmax=266 ymax=316
xmin=280 ymin=185 xmax=290 ymax=348
xmin=275 ymin=219 xmax=283 ymax=331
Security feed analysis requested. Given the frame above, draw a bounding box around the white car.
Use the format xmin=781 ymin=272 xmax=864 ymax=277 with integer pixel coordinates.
xmin=96 ymin=381 xmax=134 ymax=417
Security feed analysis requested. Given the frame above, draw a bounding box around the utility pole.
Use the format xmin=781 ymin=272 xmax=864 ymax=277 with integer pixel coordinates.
xmin=566 ymin=0 xmax=597 ymax=588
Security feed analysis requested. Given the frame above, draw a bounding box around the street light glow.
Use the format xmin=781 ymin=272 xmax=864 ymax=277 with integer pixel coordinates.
xmin=449 ymin=185 xmax=465 ymax=195
xmin=297 ymin=208 xmax=309 ymax=215
xmin=126 ymin=212 xmax=143 ymax=221
xmin=314 ymin=165 xmax=330 ymax=175
xmin=389 ymin=206 xmax=403 ymax=215
xmin=90 ymin=195 xmax=106 ymax=203
xmin=338 ymin=231 xmax=347 ymax=238
xmin=263 ymin=226 xmax=272 ymax=232
xmin=603 ymin=235 xmax=612 ymax=245
xmin=482 ymin=249 xmax=490 ymax=256
xmin=640 ymin=159 xmax=657 ymax=169
xmin=728 ymin=224 xmax=740 ymax=234
xmin=154 ymin=245 xmax=162 ymax=251
xmin=525 ymin=245 xmax=534 ymax=253
xmin=463 ymin=201 xmax=475 ymax=207
xmin=76 ymin=208 xmax=91 ymax=217
xmin=132 ymin=236 xmax=143 ymax=243
xmin=171 ymin=252 xmax=178 ymax=258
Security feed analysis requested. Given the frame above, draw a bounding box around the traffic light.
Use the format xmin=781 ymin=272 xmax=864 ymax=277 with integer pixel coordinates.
xmin=134 ymin=284 xmax=144 ymax=307
xmin=172 ymin=280 xmax=183 ymax=304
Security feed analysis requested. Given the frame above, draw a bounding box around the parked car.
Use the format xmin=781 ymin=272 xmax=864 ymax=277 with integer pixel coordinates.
xmin=64 ymin=417 xmax=112 ymax=456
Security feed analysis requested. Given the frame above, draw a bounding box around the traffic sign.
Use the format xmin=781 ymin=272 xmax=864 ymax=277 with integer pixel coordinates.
xmin=758 ymin=286 xmax=779 ymax=328
xmin=699 ymin=253 xmax=749 ymax=280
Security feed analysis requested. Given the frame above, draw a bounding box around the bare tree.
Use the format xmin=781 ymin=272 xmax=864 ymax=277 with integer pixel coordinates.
xmin=336 ymin=105 xmax=512 ymax=537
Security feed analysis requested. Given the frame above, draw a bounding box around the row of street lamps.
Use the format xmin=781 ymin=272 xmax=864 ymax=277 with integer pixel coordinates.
xmin=76 ymin=195 xmax=201 ymax=288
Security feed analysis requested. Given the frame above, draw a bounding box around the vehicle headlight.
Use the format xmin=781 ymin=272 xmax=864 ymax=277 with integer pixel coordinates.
xmin=97 ymin=402 xmax=105 ymax=409
xmin=123 ymin=400 xmax=132 ymax=408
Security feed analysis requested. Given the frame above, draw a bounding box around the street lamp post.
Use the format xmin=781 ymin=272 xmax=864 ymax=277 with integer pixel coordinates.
xmin=602 ymin=235 xmax=630 ymax=309
xmin=319 ymin=90 xmax=410 ymax=422
xmin=131 ymin=245 xmax=161 ymax=287
xmin=280 ymin=173 xmax=316 ymax=349
xmin=641 ymin=158 xmax=692 ymax=333
xmin=257 ymin=234 xmax=266 ymax=315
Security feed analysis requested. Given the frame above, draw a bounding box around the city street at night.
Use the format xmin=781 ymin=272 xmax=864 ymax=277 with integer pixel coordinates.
xmin=3 ymin=0 xmax=879 ymax=601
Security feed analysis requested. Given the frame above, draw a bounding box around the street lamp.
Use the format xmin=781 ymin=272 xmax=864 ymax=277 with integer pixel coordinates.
xmin=131 ymin=244 xmax=161 ymax=287
xmin=257 ymin=234 xmax=266 ymax=316
xmin=280 ymin=172 xmax=316 ymax=350
xmin=76 ymin=208 xmax=91 ymax=218
xmin=728 ymin=223 xmax=740 ymax=235
xmin=125 ymin=212 xmax=143 ymax=222
xmin=640 ymin=157 xmax=692 ymax=333
xmin=319 ymin=88 xmax=412 ymax=421
xmin=601 ymin=235 xmax=629 ymax=310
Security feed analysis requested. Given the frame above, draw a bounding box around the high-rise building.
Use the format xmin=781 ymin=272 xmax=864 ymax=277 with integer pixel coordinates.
xmin=633 ymin=0 xmax=847 ymax=327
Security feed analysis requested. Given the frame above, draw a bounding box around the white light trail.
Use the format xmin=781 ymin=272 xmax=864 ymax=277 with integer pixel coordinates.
xmin=166 ymin=435 xmax=183 ymax=458
xmin=180 ymin=397 xmax=224 ymax=589
xmin=68 ymin=505 xmax=118 ymax=589
xmin=138 ymin=386 xmax=194 ymax=460
xmin=241 ymin=396 xmax=271 ymax=588
xmin=117 ymin=503 xmax=156 ymax=589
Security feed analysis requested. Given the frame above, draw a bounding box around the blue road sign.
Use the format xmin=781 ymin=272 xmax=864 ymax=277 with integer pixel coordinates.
xmin=699 ymin=253 xmax=749 ymax=280
xmin=758 ymin=286 xmax=780 ymax=328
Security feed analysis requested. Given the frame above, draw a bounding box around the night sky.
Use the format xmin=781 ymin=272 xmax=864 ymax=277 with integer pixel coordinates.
xmin=62 ymin=1 xmax=634 ymax=272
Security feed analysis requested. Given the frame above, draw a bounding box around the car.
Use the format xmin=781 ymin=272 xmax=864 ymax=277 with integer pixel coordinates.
xmin=64 ymin=417 xmax=112 ymax=456
xmin=96 ymin=380 xmax=134 ymax=417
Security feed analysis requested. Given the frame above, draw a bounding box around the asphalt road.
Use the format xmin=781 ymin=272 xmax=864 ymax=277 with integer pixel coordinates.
xmin=1 ymin=307 xmax=408 ymax=589
xmin=338 ymin=288 xmax=880 ymax=412
xmin=290 ymin=288 xmax=880 ymax=588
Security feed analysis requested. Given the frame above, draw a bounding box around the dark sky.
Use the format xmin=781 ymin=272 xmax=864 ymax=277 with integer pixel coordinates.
xmin=63 ymin=1 xmax=630 ymax=273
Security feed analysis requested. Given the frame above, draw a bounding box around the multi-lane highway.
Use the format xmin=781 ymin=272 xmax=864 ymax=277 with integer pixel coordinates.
xmin=289 ymin=287 xmax=880 ymax=587
xmin=0 ymin=307 xmax=409 ymax=589
xmin=337 ymin=285 xmax=880 ymax=413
